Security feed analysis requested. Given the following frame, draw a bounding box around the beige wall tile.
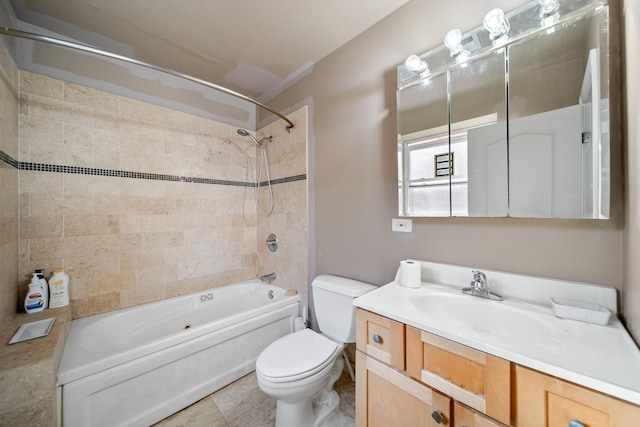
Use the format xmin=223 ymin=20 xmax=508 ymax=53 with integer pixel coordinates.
xmin=17 ymin=74 xmax=308 ymax=320
xmin=63 ymin=174 xmax=121 ymax=197
xmin=2 ymin=36 xmax=22 ymax=330
xmin=20 ymin=171 xmax=63 ymax=196
xmin=64 ymin=123 xmax=120 ymax=150
xmin=64 ymin=214 xmax=120 ymax=237
xmin=256 ymin=107 xmax=309 ymax=307
xmin=29 ymin=194 xmax=94 ymax=216
xmin=20 ymin=216 xmax=63 ymax=239
xmin=30 ymin=140 xmax=94 ymax=167
xmin=20 ymin=115 xmax=64 ymax=146
xmin=20 ymin=71 xmax=63 ymax=99
xmin=64 ymin=82 xmax=119 ymax=113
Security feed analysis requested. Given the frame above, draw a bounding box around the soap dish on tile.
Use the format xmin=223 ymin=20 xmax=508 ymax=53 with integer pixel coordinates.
xmin=551 ymin=297 xmax=611 ymax=325
xmin=9 ymin=318 xmax=55 ymax=344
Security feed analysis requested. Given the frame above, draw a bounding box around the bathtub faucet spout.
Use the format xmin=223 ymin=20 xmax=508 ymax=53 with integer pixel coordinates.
xmin=260 ymin=272 xmax=276 ymax=283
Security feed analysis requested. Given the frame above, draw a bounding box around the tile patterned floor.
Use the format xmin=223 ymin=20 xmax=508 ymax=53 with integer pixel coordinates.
xmin=154 ymin=370 xmax=355 ymax=427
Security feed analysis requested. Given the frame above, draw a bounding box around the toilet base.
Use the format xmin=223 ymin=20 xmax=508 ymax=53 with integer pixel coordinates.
xmin=274 ymin=356 xmax=344 ymax=427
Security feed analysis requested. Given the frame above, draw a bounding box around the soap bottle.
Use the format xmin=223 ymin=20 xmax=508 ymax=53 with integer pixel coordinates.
xmin=49 ymin=269 xmax=70 ymax=308
xmin=35 ymin=269 xmax=49 ymax=309
xmin=24 ymin=273 xmax=46 ymax=313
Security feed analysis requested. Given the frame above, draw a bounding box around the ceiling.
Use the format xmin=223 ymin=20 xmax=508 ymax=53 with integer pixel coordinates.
xmin=7 ymin=0 xmax=410 ymax=102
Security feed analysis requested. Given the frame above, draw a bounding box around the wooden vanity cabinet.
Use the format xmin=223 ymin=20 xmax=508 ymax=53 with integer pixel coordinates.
xmin=355 ymin=308 xmax=640 ymax=427
xmin=356 ymin=309 xmax=451 ymax=426
xmin=406 ymin=326 xmax=512 ymax=425
xmin=455 ymin=402 xmax=510 ymax=427
xmin=356 ymin=308 xmax=405 ymax=370
xmin=515 ymin=365 xmax=640 ymax=427
xmin=356 ymin=351 xmax=452 ymax=426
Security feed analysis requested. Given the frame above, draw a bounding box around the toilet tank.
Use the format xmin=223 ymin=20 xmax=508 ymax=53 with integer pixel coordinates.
xmin=312 ymin=275 xmax=377 ymax=343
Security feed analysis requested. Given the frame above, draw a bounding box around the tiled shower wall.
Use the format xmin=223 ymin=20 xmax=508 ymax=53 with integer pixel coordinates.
xmin=18 ymin=70 xmax=308 ymax=319
xmin=0 ymin=40 xmax=19 ymax=330
xmin=256 ymin=107 xmax=309 ymax=305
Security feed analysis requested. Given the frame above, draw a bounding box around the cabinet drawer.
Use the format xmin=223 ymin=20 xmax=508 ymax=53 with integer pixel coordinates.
xmin=454 ymin=402 xmax=509 ymax=427
xmin=356 ymin=309 xmax=405 ymax=370
xmin=407 ymin=327 xmax=511 ymax=425
xmin=515 ymin=365 xmax=640 ymax=427
xmin=356 ymin=351 xmax=451 ymax=427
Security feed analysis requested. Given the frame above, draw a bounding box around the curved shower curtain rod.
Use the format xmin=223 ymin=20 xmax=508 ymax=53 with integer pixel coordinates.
xmin=0 ymin=27 xmax=295 ymax=132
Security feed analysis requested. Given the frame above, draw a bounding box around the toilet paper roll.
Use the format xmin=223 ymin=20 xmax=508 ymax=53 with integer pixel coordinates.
xmin=399 ymin=260 xmax=421 ymax=288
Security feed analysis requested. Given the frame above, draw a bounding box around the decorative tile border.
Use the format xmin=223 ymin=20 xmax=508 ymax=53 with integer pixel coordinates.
xmin=0 ymin=150 xmax=305 ymax=187
xmin=0 ymin=150 xmax=18 ymax=168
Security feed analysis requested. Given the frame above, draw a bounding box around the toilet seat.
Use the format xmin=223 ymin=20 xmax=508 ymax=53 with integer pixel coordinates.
xmin=256 ymin=329 xmax=341 ymax=383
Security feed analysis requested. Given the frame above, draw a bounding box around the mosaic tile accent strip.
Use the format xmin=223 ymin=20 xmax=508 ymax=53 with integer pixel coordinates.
xmin=0 ymin=150 xmax=305 ymax=187
xmin=0 ymin=150 xmax=18 ymax=169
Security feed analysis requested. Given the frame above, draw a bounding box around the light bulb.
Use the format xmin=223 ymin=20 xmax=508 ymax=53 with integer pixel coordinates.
xmin=444 ymin=29 xmax=464 ymax=58
xmin=483 ymin=8 xmax=510 ymax=41
xmin=404 ymin=54 xmax=429 ymax=75
xmin=538 ymin=0 xmax=560 ymax=17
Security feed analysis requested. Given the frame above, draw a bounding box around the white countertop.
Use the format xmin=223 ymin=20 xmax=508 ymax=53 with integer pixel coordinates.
xmin=354 ymin=281 xmax=640 ymax=406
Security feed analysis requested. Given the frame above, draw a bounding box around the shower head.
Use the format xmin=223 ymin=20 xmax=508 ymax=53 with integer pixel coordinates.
xmin=237 ymin=129 xmax=272 ymax=148
xmin=237 ymin=128 xmax=262 ymax=147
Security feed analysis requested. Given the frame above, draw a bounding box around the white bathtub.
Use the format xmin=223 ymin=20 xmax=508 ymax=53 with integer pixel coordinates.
xmin=57 ymin=279 xmax=301 ymax=427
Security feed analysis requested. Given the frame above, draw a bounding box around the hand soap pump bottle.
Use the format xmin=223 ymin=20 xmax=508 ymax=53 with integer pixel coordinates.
xmin=25 ymin=273 xmax=46 ymax=313
xmin=35 ymin=269 xmax=48 ymax=309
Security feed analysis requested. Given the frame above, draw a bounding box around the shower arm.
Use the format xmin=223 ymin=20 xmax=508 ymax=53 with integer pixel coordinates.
xmin=0 ymin=27 xmax=295 ymax=133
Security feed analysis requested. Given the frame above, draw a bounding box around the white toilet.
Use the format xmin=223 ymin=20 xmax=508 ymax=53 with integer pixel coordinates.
xmin=256 ymin=274 xmax=376 ymax=427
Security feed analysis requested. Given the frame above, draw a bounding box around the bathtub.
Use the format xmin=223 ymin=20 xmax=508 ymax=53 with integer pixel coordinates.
xmin=57 ymin=279 xmax=301 ymax=427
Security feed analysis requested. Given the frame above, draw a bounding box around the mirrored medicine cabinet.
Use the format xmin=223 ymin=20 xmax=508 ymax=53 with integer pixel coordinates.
xmin=397 ymin=0 xmax=611 ymax=219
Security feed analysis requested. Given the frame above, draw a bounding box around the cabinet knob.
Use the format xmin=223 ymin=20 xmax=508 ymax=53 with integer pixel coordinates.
xmin=431 ymin=409 xmax=444 ymax=424
xmin=372 ymin=334 xmax=382 ymax=344
xmin=569 ymin=420 xmax=585 ymax=427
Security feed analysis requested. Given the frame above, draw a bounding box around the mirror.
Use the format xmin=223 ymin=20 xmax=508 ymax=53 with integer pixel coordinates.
xmin=397 ymin=73 xmax=450 ymax=216
xmin=397 ymin=0 xmax=610 ymax=219
xmin=508 ymin=10 xmax=610 ymax=218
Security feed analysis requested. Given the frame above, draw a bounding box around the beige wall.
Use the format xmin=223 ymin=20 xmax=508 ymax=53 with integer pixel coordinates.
xmin=17 ymin=71 xmax=308 ymax=319
xmin=0 ymin=38 xmax=19 ymax=330
xmin=266 ymin=0 xmax=625 ymax=300
xmin=623 ymin=0 xmax=640 ymax=342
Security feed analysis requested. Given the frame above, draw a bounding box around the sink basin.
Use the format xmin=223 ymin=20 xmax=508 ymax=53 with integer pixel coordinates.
xmin=411 ymin=291 xmax=556 ymax=340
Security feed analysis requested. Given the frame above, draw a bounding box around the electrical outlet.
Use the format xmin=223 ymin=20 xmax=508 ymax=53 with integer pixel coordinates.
xmin=392 ymin=218 xmax=412 ymax=232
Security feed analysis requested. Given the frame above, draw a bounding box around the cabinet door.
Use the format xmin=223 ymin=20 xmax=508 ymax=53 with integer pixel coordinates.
xmin=356 ymin=351 xmax=451 ymax=427
xmin=406 ymin=327 xmax=511 ymax=425
xmin=454 ymin=402 xmax=509 ymax=427
xmin=515 ymin=365 xmax=640 ymax=427
xmin=356 ymin=309 xmax=405 ymax=370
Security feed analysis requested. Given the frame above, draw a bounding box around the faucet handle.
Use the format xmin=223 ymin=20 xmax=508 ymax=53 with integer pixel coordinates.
xmin=472 ymin=270 xmax=486 ymax=285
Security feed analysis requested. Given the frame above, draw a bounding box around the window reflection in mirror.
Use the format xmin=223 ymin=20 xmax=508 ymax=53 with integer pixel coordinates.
xmin=450 ymin=51 xmax=507 ymax=217
xmin=397 ymin=73 xmax=449 ymax=216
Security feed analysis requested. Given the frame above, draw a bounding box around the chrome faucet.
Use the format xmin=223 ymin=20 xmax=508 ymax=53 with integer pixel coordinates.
xmin=462 ymin=270 xmax=503 ymax=301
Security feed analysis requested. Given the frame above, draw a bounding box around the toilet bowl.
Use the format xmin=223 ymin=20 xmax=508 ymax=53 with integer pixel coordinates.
xmin=256 ymin=329 xmax=344 ymax=427
xmin=255 ymin=275 xmax=377 ymax=427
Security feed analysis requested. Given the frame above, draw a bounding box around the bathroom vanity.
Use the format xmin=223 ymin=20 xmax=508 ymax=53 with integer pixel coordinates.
xmin=354 ymin=261 xmax=640 ymax=426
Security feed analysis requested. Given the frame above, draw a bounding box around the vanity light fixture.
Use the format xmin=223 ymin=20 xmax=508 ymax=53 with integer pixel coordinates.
xmin=483 ymin=8 xmax=510 ymax=41
xmin=538 ymin=0 xmax=561 ymax=31
xmin=538 ymin=0 xmax=560 ymax=17
xmin=444 ymin=29 xmax=463 ymax=57
xmin=404 ymin=54 xmax=430 ymax=76
xmin=444 ymin=29 xmax=471 ymax=64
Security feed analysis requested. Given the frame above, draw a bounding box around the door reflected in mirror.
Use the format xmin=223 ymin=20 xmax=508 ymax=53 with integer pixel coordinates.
xmin=508 ymin=10 xmax=609 ymax=219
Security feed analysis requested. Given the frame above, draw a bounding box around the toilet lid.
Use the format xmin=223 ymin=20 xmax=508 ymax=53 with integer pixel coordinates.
xmin=257 ymin=329 xmax=340 ymax=381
